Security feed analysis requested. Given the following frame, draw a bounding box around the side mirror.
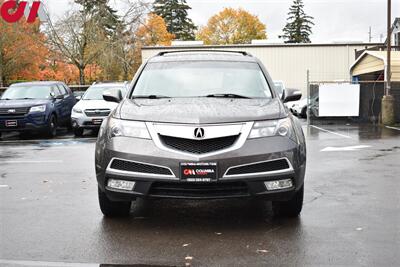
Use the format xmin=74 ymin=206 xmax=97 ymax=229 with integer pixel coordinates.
xmin=75 ymin=95 xmax=82 ymax=101
xmin=103 ymin=88 xmax=122 ymax=103
xmin=283 ymin=89 xmax=302 ymax=103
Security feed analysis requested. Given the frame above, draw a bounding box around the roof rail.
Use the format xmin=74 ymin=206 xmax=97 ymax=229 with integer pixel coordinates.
xmin=156 ymin=50 xmax=251 ymax=57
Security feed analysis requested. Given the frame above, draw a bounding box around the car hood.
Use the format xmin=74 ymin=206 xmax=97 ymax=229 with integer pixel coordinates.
xmin=0 ymin=99 xmax=49 ymax=109
xmin=74 ymin=100 xmax=119 ymax=110
xmin=118 ymin=98 xmax=285 ymax=124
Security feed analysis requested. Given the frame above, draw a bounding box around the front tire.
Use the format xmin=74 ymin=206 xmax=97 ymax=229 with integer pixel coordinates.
xmin=74 ymin=127 xmax=84 ymax=137
xmin=300 ymin=106 xmax=307 ymax=118
xmin=272 ymin=185 xmax=304 ymax=217
xmin=46 ymin=115 xmax=57 ymax=138
xmin=98 ymin=188 xmax=131 ymax=217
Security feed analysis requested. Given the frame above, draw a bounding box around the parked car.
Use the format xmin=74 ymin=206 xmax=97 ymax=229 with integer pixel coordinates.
xmin=289 ymin=96 xmax=319 ymax=118
xmin=95 ymin=51 xmax=306 ymax=218
xmin=71 ymin=82 xmax=128 ymax=137
xmin=0 ymin=81 xmax=76 ymax=138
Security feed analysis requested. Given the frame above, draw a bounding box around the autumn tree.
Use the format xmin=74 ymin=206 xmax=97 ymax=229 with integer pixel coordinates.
xmin=136 ymin=13 xmax=175 ymax=46
xmin=46 ymin=9 xmax=107 ymax=85
xmin=196 ymin=8 xmax=267 ymax=45
xmin=0 ymin=17 xmax=49 ymax=86
xmin=153 ymin=0 xmax=196 ymax=40
xmin=280 ymin=0 xmax=314 ymax=43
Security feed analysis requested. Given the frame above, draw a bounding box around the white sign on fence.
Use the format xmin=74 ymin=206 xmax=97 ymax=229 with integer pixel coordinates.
xmin=319 ymin=83 xmax=360 ymax=117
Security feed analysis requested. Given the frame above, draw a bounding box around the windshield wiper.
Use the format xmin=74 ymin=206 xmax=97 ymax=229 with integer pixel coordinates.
xmin=132 ymin=95 xmax=171 ymax=99
xmin=205 ymin=94 xmax=252 ymax=99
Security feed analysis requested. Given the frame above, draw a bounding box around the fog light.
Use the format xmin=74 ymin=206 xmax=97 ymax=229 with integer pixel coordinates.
xmin=107 ymin=179 xmax=135 ymax=191
xmin=264 ymin=179 xmax=293 ymax=191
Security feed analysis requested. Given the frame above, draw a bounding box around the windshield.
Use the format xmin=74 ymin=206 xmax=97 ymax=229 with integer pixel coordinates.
xmin=1 ymin=85 xmax=52 ymax=100
xmin=132 ymin=61 xmax=272 ymax=98
xmin=83 ymin=86 xmax=127 ymax=100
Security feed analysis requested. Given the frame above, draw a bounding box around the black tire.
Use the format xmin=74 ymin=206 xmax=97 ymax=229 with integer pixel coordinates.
xmin=272 ymin=185 xmax=304 ymax=217
xmin=300 ymin=106 xmax=307 ymax=118
xmin=46 ymin=115 xmax=57 ymax=138
xmin=98 ymin=188 xmax=131 ymax=217
xmin=74 ymin=127 xmax=84 ymax=137
xmin=66 ymin=119 xmax=73 ymax=131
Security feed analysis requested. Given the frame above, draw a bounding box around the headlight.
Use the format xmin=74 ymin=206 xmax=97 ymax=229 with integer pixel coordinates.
xmin=109 ymin=118 xmax=150 ymax=139
xmin=72 ymin=107 xmax=82 ymax=113
xmin=248 ymin=118 xmax=293 ymax=139
xmin=29 ymin=105 xmax=46 ymax=113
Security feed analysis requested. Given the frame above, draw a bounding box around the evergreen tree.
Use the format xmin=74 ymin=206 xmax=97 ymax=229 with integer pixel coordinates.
xmin=74 ymin=0 xmax=120 ymax=37
xmin=153 ymin=0 xmax=197 ymax=40
xmin=280 ymin=0 xmax=314 ymax=43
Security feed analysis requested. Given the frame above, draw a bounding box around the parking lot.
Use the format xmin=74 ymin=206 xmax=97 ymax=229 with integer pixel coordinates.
xmin=0 ymin=121 xmax=399 ymax=267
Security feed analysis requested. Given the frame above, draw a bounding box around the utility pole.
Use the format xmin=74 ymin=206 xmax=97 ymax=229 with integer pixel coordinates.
xmin=368 ymin=26 xmax=372 ymax=43
xmin=381 ymin=0 xmax=395 ymax=125
xmin=386 ymin=0 xmax=391 ymax=96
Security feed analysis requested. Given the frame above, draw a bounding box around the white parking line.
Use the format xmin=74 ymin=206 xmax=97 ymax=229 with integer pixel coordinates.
xmin=0 ymin=259 xmax=97 ymax=267
xmin=0 ymin=160 xmax=63 ymax=164
xmin=309 ymin=125 xmax=352 ymax=139
xmin=0 ymin=137 xmax=96 ymax=144
xmin=386 ymin=126 xmax=400 ymax=131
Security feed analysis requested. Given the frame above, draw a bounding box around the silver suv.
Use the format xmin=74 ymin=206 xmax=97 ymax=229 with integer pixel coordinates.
xmin=95 ymin=51 xmax=306 ymax=217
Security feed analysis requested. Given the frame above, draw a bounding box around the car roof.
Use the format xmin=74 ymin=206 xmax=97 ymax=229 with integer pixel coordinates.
xmin=148 ymin=50 xmax=258 ymax=63
xmin=10 ymin=81 xmax=63 ymax=87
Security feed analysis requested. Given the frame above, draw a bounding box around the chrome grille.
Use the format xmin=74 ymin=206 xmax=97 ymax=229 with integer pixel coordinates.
xmin=0 ymin=107 xmax=29 ymax=116
xmin=84 ymin=109 xmax=111 ymax=117
xmin=159 ymin=134 xmax=239 ymax=154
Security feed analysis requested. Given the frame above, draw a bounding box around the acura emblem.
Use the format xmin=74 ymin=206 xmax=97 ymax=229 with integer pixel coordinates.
xmin=194 ymin=128 xmax=205 ymax=139
xmin=8 ymin=109 xmax=16 ymax=113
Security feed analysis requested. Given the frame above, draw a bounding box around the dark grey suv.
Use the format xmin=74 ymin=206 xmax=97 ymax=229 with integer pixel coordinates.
xmin=95 ymin=51 xmax=306 ymax=217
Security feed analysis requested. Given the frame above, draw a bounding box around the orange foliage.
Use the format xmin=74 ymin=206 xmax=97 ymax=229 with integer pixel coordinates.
xmin=197 ymin=8 xmax=267 ymax=45
xmin=135 ymin=13 xmax=175 ymax=46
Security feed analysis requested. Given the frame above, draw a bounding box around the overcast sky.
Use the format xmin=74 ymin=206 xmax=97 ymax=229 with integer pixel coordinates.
xmin=43 ymin=0 xmax=399 ymax=43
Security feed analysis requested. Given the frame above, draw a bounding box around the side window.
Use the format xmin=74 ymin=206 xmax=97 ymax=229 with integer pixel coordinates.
xmin=57 ymin=84 xmax=68 ymax=95
xmin=62 ymin=83 xmax=72 ymax=95
xmin=51 ymin=86 xmax=61 ymax=97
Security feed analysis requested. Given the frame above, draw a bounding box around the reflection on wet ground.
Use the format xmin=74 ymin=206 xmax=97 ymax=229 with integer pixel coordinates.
xmin=1 ymin=121 xmax=399 ymax=266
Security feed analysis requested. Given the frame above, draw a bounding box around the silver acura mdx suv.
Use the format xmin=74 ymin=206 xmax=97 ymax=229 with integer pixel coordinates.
xmin=95 ymin=51 xmax=306 ymax=217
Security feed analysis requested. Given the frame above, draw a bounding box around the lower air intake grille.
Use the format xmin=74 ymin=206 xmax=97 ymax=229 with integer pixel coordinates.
xmin=159 ymin=135 xmax=239 ymax=154
xmin=149 ymin=182 xmax=249 ymax=198
xmin=226 ymin=159 xmax=290 ymax=176
xmin=110 ymin=159 xmax=172 ymax=176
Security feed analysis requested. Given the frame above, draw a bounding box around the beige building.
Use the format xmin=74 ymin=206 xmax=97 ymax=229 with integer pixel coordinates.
xmin=142 ymin=43 xmax=380 ymax=94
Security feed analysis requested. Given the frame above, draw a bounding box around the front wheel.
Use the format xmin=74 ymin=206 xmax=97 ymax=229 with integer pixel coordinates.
xmin=98 ymin=188 xmax=131 ymax=217
xmin=46 ymin=115 xmax=57 ymax=138
xmin=74 ymin=127 xmax=84 ymax=137
xmin=300 ymin=106 xmax=307 ymax=118
xmin=272 ymin=185 xmax=304 ymax=217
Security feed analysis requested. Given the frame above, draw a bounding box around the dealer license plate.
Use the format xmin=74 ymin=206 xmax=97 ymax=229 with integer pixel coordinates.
xmin=180 ymin=162 xmax=218 ymax=182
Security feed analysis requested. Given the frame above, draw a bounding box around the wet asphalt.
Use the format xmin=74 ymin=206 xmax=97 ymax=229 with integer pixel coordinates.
xmin=0 ymin=123 xmax=399 ymax=267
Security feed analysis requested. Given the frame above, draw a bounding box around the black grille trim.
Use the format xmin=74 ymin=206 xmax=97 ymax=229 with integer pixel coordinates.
xmin=0 ymin=107 xmax=29 ymax=116
xmin=225 ymin=159 xmax=291 ymax=176
xmin=159 ymin=134 xmax=239 ymax=154
xmin=110 ymin=159 xmax=173 ymax=176
xmin=84 ymin=109 xmax=111 ymax=117
xmin=149 ymin=181 xmax=249 ymax=198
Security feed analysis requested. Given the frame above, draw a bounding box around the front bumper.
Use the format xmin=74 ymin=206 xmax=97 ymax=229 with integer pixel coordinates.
xmin=0 ymin=113 xmax=48 ymax=132
xmin=71 ymin=113 xmax=106 ymax=129
xmin=96 ymin=135 xmax=306 ymax=200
